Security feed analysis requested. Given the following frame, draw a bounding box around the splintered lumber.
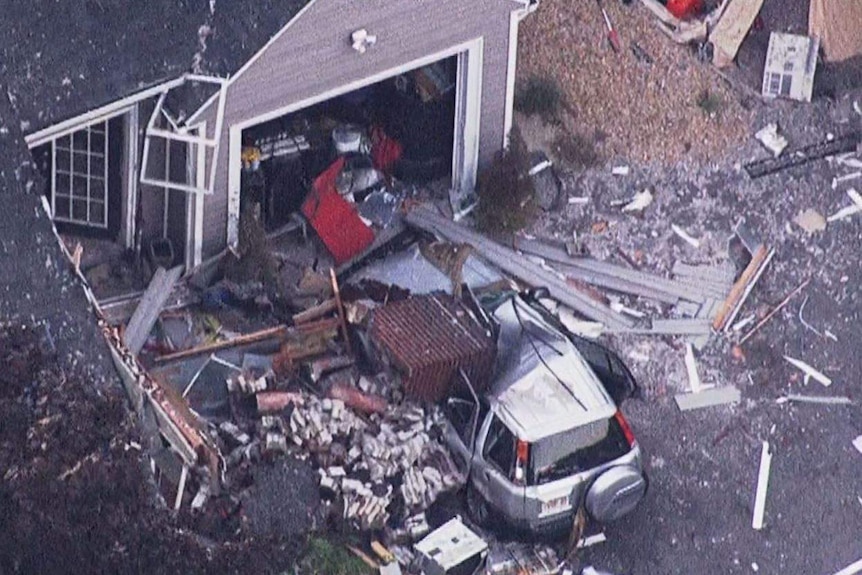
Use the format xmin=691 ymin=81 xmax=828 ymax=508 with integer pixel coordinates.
xmin=784 ymin=355 xmax=832 ymax=387
xmin=751 ymin=441 xmax=772 ymax=530
xmin=713 ymin=245 xmax=775 ymax=331
xmin=710 ymin=0 xmax=765 ymax=67
xmin=621 ymin=318 xmax=712 ymax=335
xmin=675 ymin=386 xmax=741 ymax=411
xmin=330 ymin=268 xmax=353 ymax=356
xmin=155 ymin=325 xmax=289 ymax=363
xmin=738 ymin=278 xmax=810 ymax=344
xmin=404 ymin=206 xmax=633 ymax=330
xmin=514 ymin=237 xmax=718 ymax=303
xmin=292 ymin=298 xmax=337 ymax=324
xmin=124 ymin=265 xmax=184 ymax=354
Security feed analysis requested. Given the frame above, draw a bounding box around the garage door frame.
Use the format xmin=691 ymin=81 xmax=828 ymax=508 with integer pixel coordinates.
xmin=226 ymin=37 xmax=484 ymax=247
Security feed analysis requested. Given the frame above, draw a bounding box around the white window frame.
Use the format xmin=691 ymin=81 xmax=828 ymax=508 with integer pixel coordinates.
xmin=50 ymin=119 xmax=113 ymax=229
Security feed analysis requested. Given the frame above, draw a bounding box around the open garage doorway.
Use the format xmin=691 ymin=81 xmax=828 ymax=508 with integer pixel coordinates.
xmin=228 ymin=40 xmax=483 ymax=242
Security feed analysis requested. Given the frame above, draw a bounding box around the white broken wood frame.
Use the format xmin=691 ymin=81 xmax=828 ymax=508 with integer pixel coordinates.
xmin=713 ymin=245 xmax=776 ymax=332
xmin=404 ymin=206 xmax=633 ymax=330
xmin=174 ymin=465 xmax=189 ymax=511
xmin=123 ymin=265 xmax=184 ymax=355
xmin=827 ymin=189 xmax=862 ymax=222
xmin=671 ymin=224 xmax=701 ymax=248
xmin=621 ymin=318 xmax=713 ymax=335
xmin=684 ymin=343 xmax=704 ymax=393
xmin=140 ymin=75 xmax=228 ymax=196
xmin=675 ymin=386 xmax=741 ymax=411
xmin=751 ymin=441 xmax=772 ymax=530
xmin=784 ymin=355 xmax=833 ymax=387
xmin=776 ymin=394 xmax=853 ymax=405
xmin=832 ymin=557 xmax=862 ymax=575
xmin=710 ymin=0 xmax=766 ymax=68
xmin=513 ymin=238 xmax=721 ymax=303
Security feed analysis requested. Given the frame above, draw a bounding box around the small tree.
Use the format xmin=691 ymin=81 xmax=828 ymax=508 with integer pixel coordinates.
xmin=475 ymin=127 xmax=536 ymax=234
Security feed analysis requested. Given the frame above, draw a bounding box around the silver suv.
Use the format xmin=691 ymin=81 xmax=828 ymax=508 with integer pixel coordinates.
xmin=443 ymin=293 xmax=647 ymax=534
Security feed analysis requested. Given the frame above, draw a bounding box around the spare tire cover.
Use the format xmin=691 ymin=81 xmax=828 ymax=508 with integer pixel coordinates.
xmin=585 ymin=465 xmax=647 ymax=523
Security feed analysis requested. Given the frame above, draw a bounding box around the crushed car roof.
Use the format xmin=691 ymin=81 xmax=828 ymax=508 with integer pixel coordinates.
xmin=0 ymin=0 xmax=311 ymax=134
xmin=489 ymin=296 xmax=615 ymax=442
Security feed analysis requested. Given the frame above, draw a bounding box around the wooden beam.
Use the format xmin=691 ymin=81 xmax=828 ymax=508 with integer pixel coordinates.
xmin=330 ymin=268 xmax=353 ymax=356
xmin=154 ymin=325 xmax=288 ymax=363
xmin=710 ymin=0 xmax=765 ymax=67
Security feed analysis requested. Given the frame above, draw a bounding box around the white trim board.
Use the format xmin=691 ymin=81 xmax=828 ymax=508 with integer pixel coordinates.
xmin=226 ymin=37 xmax=485 ymax=248
xmin=25 ymin=77 xmax=186 ymax=148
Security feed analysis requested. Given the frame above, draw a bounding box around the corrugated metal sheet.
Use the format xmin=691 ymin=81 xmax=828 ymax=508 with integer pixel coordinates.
xmin=369 ymin=294 xmax=495 ymax=402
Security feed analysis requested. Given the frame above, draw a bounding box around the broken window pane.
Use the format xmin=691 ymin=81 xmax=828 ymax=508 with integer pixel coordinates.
xmin=483 ymin=416 xmax=515 ymax=474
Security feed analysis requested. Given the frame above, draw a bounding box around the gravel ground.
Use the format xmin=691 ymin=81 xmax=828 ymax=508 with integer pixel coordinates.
xmin=528 ymin=85 xmax=862 ymax=573
xmin=517 ymin=0 xmax=753 ymax=165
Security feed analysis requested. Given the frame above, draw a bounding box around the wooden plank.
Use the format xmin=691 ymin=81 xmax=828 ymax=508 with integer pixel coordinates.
xmin=674 ymin=386 xmax=741 ymax=411
xmin=405 ymin=206 xmax=633 ymax=329
xmin=154 ymin=325 xmax=289 ymax=363
xmin=557 ymin=264 xmax=680 ymax=305
xmin=330 ymin=268 xmax=353 ymax=356
xmin=751 ymin=441 xmax=772 ymax=530
xmin=712 ymin=245 xmax=771 ymax=331
xmin=710 ymin=0 xmax=765 ymax=68
xmin=124 ymin=265 xmax=184 ymax=354
xmin=514 ymin=237 xmax=709 ymax=303
xmin=292 ymin=298 xmax=337 ymax=324
xmin=624 ymin=318 xmax=713 ymax=335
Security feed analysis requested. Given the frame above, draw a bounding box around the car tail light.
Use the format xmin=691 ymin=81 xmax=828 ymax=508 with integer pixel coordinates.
xmin=614 ymin=410 xmax=636 ymax=447
xmin=513 ymin=439 xmax=530 ymax=485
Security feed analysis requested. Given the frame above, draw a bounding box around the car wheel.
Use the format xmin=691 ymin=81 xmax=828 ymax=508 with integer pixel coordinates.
xmin=466 ymin=485 xmax=491 ymax=527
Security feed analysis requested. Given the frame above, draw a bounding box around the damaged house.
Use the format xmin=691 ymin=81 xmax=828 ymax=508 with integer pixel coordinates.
xmin=9 ymin=0 xmax=538 ymax=285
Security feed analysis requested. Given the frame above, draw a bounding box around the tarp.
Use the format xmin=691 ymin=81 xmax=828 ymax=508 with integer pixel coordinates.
xmin=809 ymin=0 xmax=862 ymax=63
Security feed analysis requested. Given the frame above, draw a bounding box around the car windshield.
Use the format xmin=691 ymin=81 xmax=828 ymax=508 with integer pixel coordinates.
xmin=529 ymin=416 xmax=630 ymax=485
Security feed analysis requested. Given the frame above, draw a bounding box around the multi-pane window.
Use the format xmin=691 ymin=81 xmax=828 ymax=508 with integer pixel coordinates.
xmin=52 ymin=121 xmax=109 ymax=228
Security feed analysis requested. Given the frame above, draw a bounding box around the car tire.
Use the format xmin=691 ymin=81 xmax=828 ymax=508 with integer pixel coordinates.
xmin=585 ymin=465 xmax=647 ymax=523
xmin=466 ymin=484 xmax=491 ymax=527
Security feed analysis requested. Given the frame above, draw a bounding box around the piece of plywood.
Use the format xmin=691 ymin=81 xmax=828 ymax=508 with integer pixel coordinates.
xmin=710 ymin=0 xmax=765 ymax=68
xmin=810 ymin=0 xmax=862 ymax=63
xmin=675 ymin=386 xmax=740 ymax=411
xmin=124 ymin=265 xmax=184 ymax=355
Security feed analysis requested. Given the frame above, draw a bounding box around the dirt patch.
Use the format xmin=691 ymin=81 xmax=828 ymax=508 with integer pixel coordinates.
xmin=0 ymin=325 xmax=304 ymax=574
xmin=518 ymin=0 xmax=753 ymax=165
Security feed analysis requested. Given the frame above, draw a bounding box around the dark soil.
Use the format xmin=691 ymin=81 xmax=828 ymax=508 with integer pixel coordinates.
xmin=0 ymin=325 xmax=303 ymax=575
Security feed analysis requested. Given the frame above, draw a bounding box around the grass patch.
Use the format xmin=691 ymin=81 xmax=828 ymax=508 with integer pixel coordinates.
xmin=552 ymin=132 xmax=599 ymax=170
xmin=475 ymin=127 xmax=536 ymax=234
xmin=696 ymin=89 xmax=723 ymax=117
xmin=297 ymin=537 xmax=373 ymax=575
xmin=515 ymin=76 xmax=564 ymax=121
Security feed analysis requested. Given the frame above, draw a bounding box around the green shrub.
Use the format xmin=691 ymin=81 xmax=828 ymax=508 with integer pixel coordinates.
xmin=475 ymin=127 xmax=536 ymax=234
xmin=515 ymin=76 xmax=564 ymax=121
xmin=696 ymin=89 xmax=723 ymax=116
xmin=298 ymin=537 xmax=373 ymax=575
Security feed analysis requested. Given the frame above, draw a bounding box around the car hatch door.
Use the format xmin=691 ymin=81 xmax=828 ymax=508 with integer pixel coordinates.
xmin=569 ymin=336 xmax=639 ymax=404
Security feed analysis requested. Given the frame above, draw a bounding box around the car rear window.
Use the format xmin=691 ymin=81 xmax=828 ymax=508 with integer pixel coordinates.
xmin=529 ymin=416 xmax=631 ymax=486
